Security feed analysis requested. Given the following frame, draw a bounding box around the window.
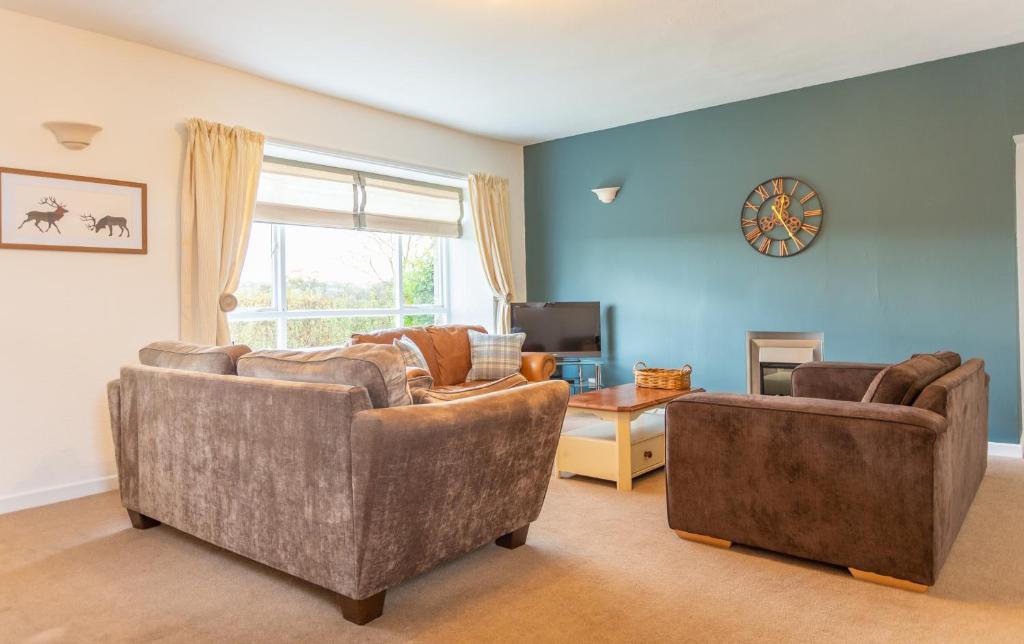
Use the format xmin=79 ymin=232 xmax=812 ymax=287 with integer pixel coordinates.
xmin=229 ymin=153 xmax=457 ymax=350
xmin=230 ymin=223 xmax=446 ymax=349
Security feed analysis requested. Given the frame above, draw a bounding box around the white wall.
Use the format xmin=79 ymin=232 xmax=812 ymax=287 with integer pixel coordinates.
xmin=0 ymin=9 xmax=526 ymax=513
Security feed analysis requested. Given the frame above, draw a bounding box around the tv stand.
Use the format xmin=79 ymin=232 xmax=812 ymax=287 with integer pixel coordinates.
xmin=554 ymin=357 xmax=604 ymax=393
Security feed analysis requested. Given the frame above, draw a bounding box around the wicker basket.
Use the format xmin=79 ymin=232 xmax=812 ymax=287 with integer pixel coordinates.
xmin=633 ymin=361 xmax=692 ymax=390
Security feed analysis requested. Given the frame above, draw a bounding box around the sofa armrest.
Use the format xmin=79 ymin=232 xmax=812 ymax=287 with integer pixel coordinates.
xmin=665 ymin=392 xmax=947 ymax=585
xmin=520 ymin=351 xmax=556 ymax=382
xmin=405 ymin=366 xmax=433 ymax=392
xmin=348 ymin=380 xmax=569 ymax=598
xmin=791 ymin=361 xmax=888 ymax=401
xmin=405 ymin=366 xmax=430 ymax=379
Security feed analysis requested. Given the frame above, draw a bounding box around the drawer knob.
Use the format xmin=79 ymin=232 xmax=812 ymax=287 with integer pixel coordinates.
xmin=643 ymin=450 xmax=653 ymax=459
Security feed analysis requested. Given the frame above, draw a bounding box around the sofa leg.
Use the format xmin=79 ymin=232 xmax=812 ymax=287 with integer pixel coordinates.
xmin=674 ymin=529 xmax=731 ymax=549
xmin=495 ymin=525 xmax=530 ymax=549
xmin=849 ymin=568 xmax=928 ymax=593
xmin=338 ymin=590 xmax=386 ymax=625
xmin=127 ymin=509 xmax=160 ymax=530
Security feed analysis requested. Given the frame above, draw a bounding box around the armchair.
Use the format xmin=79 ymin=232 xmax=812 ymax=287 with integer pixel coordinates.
xmin=665 ymin=357 xmax=988 ymax=590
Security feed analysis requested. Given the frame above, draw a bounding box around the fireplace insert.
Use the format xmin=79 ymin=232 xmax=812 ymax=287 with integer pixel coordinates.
xmin=759 ymin=361 xmax=799 ymax=396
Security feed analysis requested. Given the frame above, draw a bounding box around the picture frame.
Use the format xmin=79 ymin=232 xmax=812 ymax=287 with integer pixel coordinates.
xmin=0 ymin=167 xmax=147 ymax=254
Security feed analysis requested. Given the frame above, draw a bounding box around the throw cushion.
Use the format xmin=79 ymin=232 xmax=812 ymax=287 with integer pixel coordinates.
xmin=394 ymin=335 xmax=430 ymax=371
xmin=861 ymin=367 xmax=890 ymax=403
xmin=237 ymin=343 xmax=411 ymax=408
xmin=426 ymin=325 xmax=485 ymax=385
xmin=466 ymin=330 xmax=526 ymax=381
xmin=351 ymin=326 xmax=440 ymax=377
xmin=139 ymin=341 xmax=251 ymax=375
xmin=413 ymin=373 xmax=529 ymax=404
xmin=861 ymin=352 xmax=962 ymax=405
xmin=913 ymin=351 xmax=961 ymax=373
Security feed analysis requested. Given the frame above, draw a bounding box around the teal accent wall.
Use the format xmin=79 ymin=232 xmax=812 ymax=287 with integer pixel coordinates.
xmin=525 ymin=44 xmax=1024 ymax=443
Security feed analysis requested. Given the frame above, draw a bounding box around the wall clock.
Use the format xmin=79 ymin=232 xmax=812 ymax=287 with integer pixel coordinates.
xmin=740 ymin=177 xmax=822 ymax=257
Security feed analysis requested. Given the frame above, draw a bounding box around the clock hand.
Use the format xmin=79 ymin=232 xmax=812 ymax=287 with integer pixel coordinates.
xmin=771 ymin=196 xmax=798 ymax=243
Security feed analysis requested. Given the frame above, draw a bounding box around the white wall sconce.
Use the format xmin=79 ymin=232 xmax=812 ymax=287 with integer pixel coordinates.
xmin=591 ymin=186 xmax=620 ymax=204
xmin=43 ymin=122 xmax=102 ymax=150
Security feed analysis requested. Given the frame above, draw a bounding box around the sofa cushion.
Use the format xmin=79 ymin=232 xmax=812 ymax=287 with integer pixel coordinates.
xmin=914 ymin=351 xmax=961 ymax=373
xmin=413 ymin=373 xmax=528 ymax=404
xmin=862 ymin=352 xmax=962 ymax=405
xmin=426 ymin=325 xmax=485 ymax=385
xmin=466 ymin=330 xmax=525 ymax=381
xmin=913 ymin=358 xmax=983 ymax=417
xmin=139 ymin=341 xmax=250 ymax=375
xmin=351 ymin=326 xmax=438 ymax=375
xmin=237 ymin=344 xmax=411 ymax=408
xmin=394 ymin=335 xmax=430 ymax=371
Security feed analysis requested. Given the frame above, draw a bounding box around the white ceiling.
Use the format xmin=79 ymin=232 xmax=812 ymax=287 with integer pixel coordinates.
xmin=4 ymin=0 xmax=1024 ymax=144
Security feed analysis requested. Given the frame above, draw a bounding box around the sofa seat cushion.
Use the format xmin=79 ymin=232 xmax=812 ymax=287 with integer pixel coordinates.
xmin=139 ymin=341 xmax=251 ymax=375
xmin=237 ymin=344 xmax=411 ymax=408
xmin=413 ymin=373 xmax=528 ymax=404
xmin=862 ymin=351 xmax=962 ymax=405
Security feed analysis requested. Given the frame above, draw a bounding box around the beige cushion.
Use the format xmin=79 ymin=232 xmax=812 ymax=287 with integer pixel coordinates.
xmin=466 ymin=330 xmax=525 ymax=381
xmin=237 ymin=343 xmax=411 ymax=408
xmin=394 ymin=335 xmax=430 ymax=371
xmin=413 ymin=373 xmax=528 ymax=404
xmin=139 ymin=341 xmax=251 ymax=375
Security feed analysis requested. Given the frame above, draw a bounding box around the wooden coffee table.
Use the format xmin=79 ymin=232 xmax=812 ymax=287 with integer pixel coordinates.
xmin=558 ymin=383 xmax=703 ymax=491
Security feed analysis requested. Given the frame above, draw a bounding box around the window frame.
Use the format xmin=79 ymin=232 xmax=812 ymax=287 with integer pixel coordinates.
xmin=229 ymin=222 xmax=449 ymax=349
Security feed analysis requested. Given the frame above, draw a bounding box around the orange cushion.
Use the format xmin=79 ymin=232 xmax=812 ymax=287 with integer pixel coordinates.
xmin=351 ymin=326 xmax=440 ymax=380
xmin=425 ymin=324 xmax=486 ymax=386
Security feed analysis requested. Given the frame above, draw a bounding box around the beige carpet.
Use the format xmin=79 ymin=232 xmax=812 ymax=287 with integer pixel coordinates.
xmin=2 ymin=457 xmax=1024 ymax=643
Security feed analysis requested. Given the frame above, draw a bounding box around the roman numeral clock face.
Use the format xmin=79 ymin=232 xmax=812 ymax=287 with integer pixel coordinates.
xmin=740 ymin=177 xmax=823 ymax=257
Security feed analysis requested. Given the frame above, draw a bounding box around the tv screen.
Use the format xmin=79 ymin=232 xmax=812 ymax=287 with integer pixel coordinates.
xmin=510 ymin=302 xmax=601 ymax=357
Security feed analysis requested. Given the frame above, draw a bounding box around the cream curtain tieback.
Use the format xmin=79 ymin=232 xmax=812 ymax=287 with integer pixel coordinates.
xmin=219 ymin=293 xmax=239 ymax=312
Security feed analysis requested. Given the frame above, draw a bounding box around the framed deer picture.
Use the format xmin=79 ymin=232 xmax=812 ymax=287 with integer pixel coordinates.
xmin=0 ymin=167 xmax=146 ymax=254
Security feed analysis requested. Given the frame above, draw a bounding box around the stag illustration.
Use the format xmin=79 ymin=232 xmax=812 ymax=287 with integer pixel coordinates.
xmin=18 ymin=197 xmax=68 ymax=234
xmin=81 ymin=214 xmax=130 ymax=237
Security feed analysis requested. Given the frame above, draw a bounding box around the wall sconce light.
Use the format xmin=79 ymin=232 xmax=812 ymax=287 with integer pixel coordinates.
xmin=43 ymin=122 xmax=102 ymax=150
xmin=591 ymin=186 xmax=620 ymax=204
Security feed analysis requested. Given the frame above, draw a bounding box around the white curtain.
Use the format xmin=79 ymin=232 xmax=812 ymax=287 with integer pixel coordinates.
xmin=180 ymin=118 xmax=265 ymax=344
xmin=468 ymin=174 xmax=515 ymax=333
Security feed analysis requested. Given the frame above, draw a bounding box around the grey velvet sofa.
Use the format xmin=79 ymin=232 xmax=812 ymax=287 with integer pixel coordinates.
xmin=664 ymin=352 xmax=987 ymax=591
xmin=108 ymin=342 xmax=569 ymax=624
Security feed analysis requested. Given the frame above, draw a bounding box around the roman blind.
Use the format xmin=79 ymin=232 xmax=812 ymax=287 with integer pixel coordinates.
xmin=254 ymin=157 xmax=464 ymax=237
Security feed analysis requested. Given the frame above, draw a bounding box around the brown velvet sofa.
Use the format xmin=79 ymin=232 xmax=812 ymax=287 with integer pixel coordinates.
xmin=665 ymin=353 xmax=988 ymax=591
xmin=108 ymin=342 xmax=569 ymax=625
xmin=351 ymin=324 xmax=556 ymax=393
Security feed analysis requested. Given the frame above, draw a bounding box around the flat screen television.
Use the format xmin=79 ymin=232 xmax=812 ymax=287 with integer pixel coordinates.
xmin=510 ymin=301 xmax=601 ymax=357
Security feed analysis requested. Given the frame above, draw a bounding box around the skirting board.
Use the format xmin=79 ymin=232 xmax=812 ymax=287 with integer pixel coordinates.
xmin=989 ymin=442 xmax=1024 ymax=458
xmin=0 ymin=475 xmax=118 ymax=516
